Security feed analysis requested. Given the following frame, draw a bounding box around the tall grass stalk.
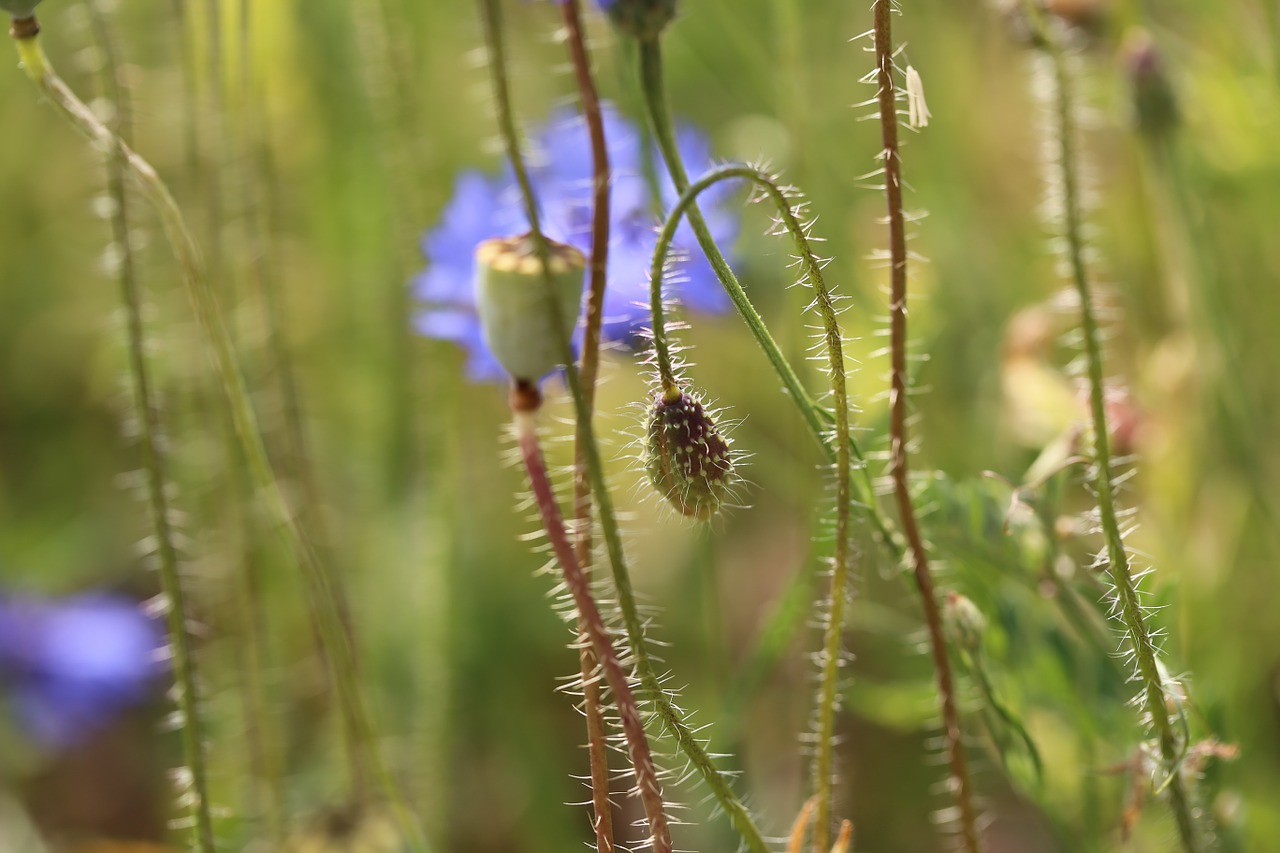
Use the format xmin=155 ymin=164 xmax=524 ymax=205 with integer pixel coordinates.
xmin=6 ymin=19 xmax=421 ymax=844
xmin=1021 ymin=8 xmax=1203 ymax=849
xmin=867 ymin=2 xmax=982 ymax=850
xmin=80 ymin=5 xmax=215 ymax=849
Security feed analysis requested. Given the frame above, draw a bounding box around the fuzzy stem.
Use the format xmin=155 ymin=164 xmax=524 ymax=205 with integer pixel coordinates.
xmin=558 ymin=2 xmax=617 ymax=850
xmin=869 ymin=3 xmax=982 ymax=851
xmin=643 ymin=162 xmax=853 ymax=849
xmin=86 ymin=9 xmax=216 ymax=847
xmin=513 ymin=407 xmax=670 ymax=853
xmin=7 ymin=25 xmax=420 ymax=843
xmin=637 ymin=41 xmax=897 ymax=563
xmin=1026 ymin=11 xmax=1201 ymax=849
xmin=476 ymin=5 xmax=768 ymax=850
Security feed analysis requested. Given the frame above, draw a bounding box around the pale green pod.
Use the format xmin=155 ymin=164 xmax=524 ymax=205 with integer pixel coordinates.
xmin=474 ymin=234 xmax=586 ymax=383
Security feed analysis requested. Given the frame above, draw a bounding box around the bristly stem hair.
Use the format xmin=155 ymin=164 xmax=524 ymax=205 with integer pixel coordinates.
xmin=1020 ymin=5 xmax=1203 ymax=849
xmin=6 ymin=19 xmax=423 ymax=847
xmin=478 ymin=0 xmax=672 ymax=848
xmin=558 ymin=2 xmax=617 ymax=850
xmin=475 ymin=3 xmax=769 ymax=850
xmin=636 ymin=35 xmax=901 ymax=563
xmin=511 ymin=389 xmax=671 ymax=853
xmin=869 ymin=2 xmax=982 ymax=851
xmin=81 ymin=5 xmax=215 ymax=850
xmin=645 ymin=164 xmax=853 ymax=852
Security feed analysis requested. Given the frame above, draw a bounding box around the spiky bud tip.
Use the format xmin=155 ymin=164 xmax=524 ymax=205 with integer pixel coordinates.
xmin=645 ymin=389 xmax=734 ymax=521
xmin=474 ymin=233 xmax=585 ymax=384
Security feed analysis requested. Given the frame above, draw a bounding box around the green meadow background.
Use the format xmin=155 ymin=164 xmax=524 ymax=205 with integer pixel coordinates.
xmin=1 ymin=0 xmax=1278 ymax=851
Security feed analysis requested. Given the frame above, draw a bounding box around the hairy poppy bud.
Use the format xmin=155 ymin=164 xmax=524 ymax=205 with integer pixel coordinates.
xmin=474 ymin=233 xmax=586 ymax=383
xmin=645 ymin=389 xmax=734 ymax=520
xmin=597 ymin=0 xmax=676 ymax=42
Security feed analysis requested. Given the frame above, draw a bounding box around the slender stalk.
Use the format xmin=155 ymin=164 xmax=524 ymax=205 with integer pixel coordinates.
xmin=81 ymin=6 xmax=214 ymax=849
xmin=1025 ymin=9 xmax=1201 ymax=848
xmin=869 ymin=3 xmax=981 ymax=850
xmin=559 ymin=2 xmax=616 ymax=850
xmin=476 ymin=5 xmax=768 ymax=851
xmin=512 ymin=397 xmax=670 ymax=853
xmin=7 ymin=24 xmax=422 ymax=846
xmin=643 ymin=163 xmax=852 ymax=850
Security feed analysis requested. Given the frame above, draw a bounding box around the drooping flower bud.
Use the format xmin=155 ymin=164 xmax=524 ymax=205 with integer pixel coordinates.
xmin=1124 ymin=28 xmax=1179 ymax=141
xmin=645 ymin=389 xmax=734 ymax=520
xmin=943 ymin=591 xmax=987 ymax=655
xmin=473 ymin=233 xmax=586 ymax=384
xmin=597 ymin=0 xmax=676 ymax=42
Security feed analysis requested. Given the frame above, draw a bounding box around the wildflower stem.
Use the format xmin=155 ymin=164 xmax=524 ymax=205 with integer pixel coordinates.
xmin=869 ymin=2 xmax=981 ymax=850
xmin=637 ymin=41 xmax=898 ymax=559
xmin=1024 ymin=8 xmax=1201 ymax=848
xmin=511 ymin=399 xmax=671 ymax=853
xmin=559 ymin=1 xmax=617 ymax=849
xmin=84 ymin=6 xmax=215 ymax=849
xmin=7 ymin=23 xmax=421 ymax=845
xmin=477 ymin=4 xmax=766 ymax=850
xmin=644 ymin=163 xmax=853 ymax=849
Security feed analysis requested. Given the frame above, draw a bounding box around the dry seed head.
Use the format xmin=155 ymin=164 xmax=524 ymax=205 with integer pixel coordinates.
xmin=644 ymin=389 xmax=734 ymax=521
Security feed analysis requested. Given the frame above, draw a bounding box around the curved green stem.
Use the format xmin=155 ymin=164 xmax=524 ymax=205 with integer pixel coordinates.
xmin=645 ymin=162 xmax=854 ymax=849
xmin=476 ymin=5 xmax=768 ymax=851
xmin=637 ymin=44 xmax=898 ymax=559
xmin=1020 ymin=6 xmax=1202 ymax=848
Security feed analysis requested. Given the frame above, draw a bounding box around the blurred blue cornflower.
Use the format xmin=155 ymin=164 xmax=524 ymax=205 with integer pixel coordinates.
xmin=0 ymin=592 xmax=167 ymax=749
xmin=414 ymin=103 xmax=739 ymax=381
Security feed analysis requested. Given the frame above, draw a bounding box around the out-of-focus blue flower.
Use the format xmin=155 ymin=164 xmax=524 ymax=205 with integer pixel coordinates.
xmin=414 ymin=103 xmax=739 ymax=382
xmin=0 ymin=593 xmax=166 ymax=749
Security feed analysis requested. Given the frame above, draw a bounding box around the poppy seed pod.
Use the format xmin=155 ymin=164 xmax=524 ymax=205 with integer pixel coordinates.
xmin=474 ymin=233 xmax=586 ymax=383
xmin=645 ymin=389 xmax=734 ymax=520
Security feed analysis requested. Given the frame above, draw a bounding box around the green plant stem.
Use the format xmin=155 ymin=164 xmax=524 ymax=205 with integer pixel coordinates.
xmin=8 ymin=26 xmax=422 ymax=847
xmin=558 ymin=2 xmax=616 ymax=850
xmin=1028 ymin=14 xmax=1200 ymax=849
xmin=643 ymin=163 xmax=852 ymax=850
xmin=636 ymin=39 xmax=897 ymax=561
xmin=513 ymin=406 xmax=671 ymax=853
xmin=869 ymin=3 xmax=981 ymax=851
xmin=83 ymin=7 xmax=215 ymax=849
xmin=475 ymin=5 xmax=768 ymax=851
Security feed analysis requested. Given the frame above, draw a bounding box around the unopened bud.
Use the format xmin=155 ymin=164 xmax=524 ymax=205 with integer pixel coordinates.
xmin=597 ymin=0 xmax=676 ymax=42
xmin=943 ymin=591 xmax=987 ymax=653
xmin=474 ymin=233 xmax=585 ymax=384
xmin=1124 ymin=28 xmax=1179 ymax=140
xmin=645 ymin=389 xmax=734 ymax=520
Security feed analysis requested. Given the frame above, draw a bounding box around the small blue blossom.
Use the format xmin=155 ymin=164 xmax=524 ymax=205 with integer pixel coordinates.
xmin=0 ymin=592 xmax=167 ymax=749
xmin=414 ymin=103 xmax=739 ymax=382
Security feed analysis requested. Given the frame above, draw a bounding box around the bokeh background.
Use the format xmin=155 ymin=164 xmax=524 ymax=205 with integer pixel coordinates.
xmin=0 ymin=0 xmax=1278 ymax=851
